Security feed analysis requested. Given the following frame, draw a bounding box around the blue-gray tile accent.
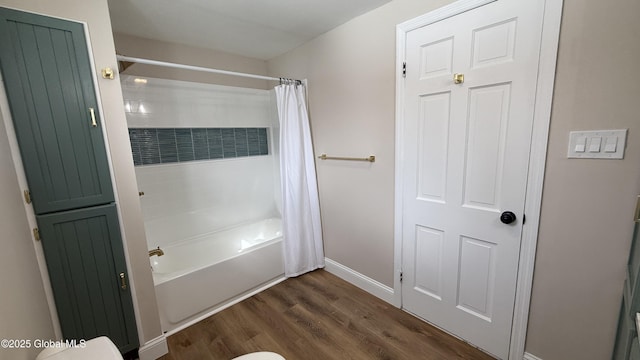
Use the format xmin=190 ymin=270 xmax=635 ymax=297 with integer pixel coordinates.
xmin=175 ymin=128 xmax=195 ymax=162
xmin=192 ymin=128 xmax=209 ymax=160
xmin=222 ymin=128 xmax=236 ymax=158
xmin=247 ymin=128 xmax=260 ymax=156
xmin=128 ymin=127 xmax=269 ymax=166
xmin=128 ymin=129 xmax=142 ymax=166
xmin=207 ymin=128 xmax=223 ymax=159
xmin=258 ymin=128 xmax=269 ymax=155
xmin=234 ymin=128 xmax=248 ymax=157
xmin=137 ymin=129 xmax=160 ymax=165
xmin=157 ymin=129 xmax=178 ymax=163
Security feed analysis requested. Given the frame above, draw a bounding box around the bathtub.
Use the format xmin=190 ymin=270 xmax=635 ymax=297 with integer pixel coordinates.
xmin=151 ymin=218 xmax=284 ymax=333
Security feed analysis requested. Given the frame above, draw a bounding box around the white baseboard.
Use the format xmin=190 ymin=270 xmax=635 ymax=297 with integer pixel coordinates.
xmin=523 ymin=352 xmax=543 ymax=360
xmin=324 ymin=258 xmax=395 ymax=305
xmin=138 ymin=335 xmax=168 ymax=360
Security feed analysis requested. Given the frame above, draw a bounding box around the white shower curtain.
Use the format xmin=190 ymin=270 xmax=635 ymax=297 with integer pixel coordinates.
xmin=275 ymin=82 xmax=324 ymax=277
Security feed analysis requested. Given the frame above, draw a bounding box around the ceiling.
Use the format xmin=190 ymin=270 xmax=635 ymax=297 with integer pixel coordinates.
xmin=107 ymin=0 xmax=391 ymax=60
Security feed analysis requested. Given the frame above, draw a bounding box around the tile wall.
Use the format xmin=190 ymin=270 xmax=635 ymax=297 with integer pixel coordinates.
xmin=128 ymin=127 xmax=269 ymax=166
xmin=121 ymin=76 xmax=281 ymax=243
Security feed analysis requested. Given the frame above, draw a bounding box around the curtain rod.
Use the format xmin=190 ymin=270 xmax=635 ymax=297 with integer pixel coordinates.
xmin=116 ymin=55 xmax=300 ymax=83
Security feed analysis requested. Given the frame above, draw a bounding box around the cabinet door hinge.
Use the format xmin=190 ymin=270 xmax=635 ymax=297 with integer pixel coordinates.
xmin=402 ymin=62 xmax=406 ymax=78
xmin=23 ymin=189 xmax=32 ymax=204
xmin=400 ymin=271 xmax=403 ymax=282
xmin=33 ymin=228 xmax=41 ymax=241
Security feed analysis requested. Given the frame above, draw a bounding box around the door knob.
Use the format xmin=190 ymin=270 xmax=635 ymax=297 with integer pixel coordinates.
xmin=500 ymin=211 xmax=517 ymax=224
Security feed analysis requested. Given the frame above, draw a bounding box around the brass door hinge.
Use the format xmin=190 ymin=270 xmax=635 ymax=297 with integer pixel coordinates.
xmin=33 ymin=228 xmax=41 ymax=241
xmin=23 ymin=189 xmax=31 ymax=204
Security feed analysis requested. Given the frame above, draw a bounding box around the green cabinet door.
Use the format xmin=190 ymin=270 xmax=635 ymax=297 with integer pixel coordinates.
xmin=37 ymin=204 xmax=138 ymax=353
xmin=0 ymin=7 xmax=114 ymax=215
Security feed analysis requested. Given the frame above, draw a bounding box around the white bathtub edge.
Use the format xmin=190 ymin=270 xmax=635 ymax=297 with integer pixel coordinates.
xmin=163 ymin=275 xmax=287 ymax=337
xmin=138 ymin=334 xmax=168 ymax=360
xmin=523 ymin=352 xmax=544 ymax=360
xmin=324 ymin=257 xmax=395 ymax=305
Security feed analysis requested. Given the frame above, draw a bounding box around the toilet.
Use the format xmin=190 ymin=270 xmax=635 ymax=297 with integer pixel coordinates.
xmin=232 ymin=352 xmax=285 ymax=360
xmin=35 ymin=336 xmax=123 ymax=360
xmin=36 ymin=337 xmax=284 ymax=360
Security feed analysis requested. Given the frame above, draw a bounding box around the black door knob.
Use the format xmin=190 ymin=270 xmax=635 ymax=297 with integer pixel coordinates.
xmin=500 ymin=211 xmax=517 ymax=224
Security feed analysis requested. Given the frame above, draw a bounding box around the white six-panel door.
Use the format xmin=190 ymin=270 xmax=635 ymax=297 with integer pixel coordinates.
xmin=401 ymin=1 xmax=545 ymax=358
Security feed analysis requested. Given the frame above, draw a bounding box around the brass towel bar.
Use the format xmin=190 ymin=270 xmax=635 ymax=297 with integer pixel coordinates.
xmin=317 ymin=153 xmax=375 ymax=163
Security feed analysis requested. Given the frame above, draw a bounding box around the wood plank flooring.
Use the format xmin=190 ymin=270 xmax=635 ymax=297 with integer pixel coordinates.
xmin=159 ymin=270 xmax=494 ymax=360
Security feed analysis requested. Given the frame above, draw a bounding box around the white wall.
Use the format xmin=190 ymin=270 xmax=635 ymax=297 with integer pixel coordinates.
xmin=268 ymin=0 xmax=640 ymax=359
xmin=525 ymin=0 xmax=640 ymax=358
xmin=0 ymin=0 xmax=163 ymax=348
xmin=121 ymin=76 xmax=280 ymax=248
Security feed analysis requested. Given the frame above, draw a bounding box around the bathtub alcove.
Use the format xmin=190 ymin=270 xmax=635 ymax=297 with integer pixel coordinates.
xmin=121 ymin=75 xmax=284 ymax=333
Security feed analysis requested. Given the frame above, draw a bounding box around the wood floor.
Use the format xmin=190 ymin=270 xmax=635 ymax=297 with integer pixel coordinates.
xmin=159 ymin=270 xmax=494 ymax=360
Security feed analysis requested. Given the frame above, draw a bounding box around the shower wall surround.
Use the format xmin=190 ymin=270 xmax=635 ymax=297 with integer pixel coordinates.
xmin=121 ymin=75 xmax=281 ymax=248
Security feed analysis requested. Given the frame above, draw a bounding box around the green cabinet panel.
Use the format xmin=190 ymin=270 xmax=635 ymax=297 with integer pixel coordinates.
xmin=615 ymin=220 xmax=640 ymax=360
xmin=614 ymin=295 xmax=638 ymax=360
xmin=0 ymin=7 xmax=114 ymax=215
xmin=629 ymin=222 xmax=640 ymax=313
xmin=37 ymin=204 xmax=138 ymax=353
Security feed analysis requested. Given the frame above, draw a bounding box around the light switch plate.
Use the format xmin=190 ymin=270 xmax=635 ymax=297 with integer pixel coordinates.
xmin=568 ymin=129 xmax=627 ymax=159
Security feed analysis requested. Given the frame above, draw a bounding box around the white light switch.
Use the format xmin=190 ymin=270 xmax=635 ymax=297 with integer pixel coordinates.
xmin=574 ymin=136 xmax=587 ymax=152
xmin=568 ymin=129 xmax=627 ymax=159
xmin=604 ymin=136 xmax=618 ymax=153
xmin=588 ymin=137 xmax=602 ymax=152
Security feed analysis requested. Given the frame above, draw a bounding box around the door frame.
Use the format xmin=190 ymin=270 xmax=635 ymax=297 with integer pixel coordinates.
xmin=393 ymin=0 xmax=563 ymax=358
